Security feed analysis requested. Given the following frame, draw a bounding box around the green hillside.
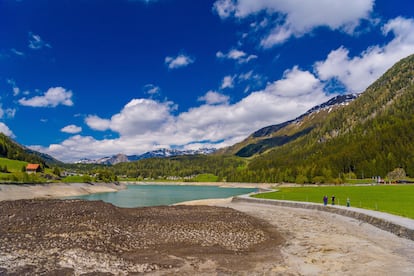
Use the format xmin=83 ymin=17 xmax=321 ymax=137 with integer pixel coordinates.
xmin=0 ymin=157 xmax=28 ymax=172
xmin=0 ymin=133 xmax=62 ymax=167
xmin=225 ymin=54 xmax=414 ymax=183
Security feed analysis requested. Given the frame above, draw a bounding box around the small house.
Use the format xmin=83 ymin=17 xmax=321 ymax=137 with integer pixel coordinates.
xmin=26 ymin=164 xmax=41 ymax=174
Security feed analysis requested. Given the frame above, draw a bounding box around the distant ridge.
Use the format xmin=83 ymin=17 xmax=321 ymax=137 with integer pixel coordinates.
xmin=219 ymin=93 xmax=359 ymax=157
xmin=74 ymin=148 xmax=216 ymax=165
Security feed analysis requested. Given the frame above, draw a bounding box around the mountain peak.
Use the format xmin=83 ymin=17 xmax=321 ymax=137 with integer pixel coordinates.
xmin=74 ymin=148 xmax=216 ymax=165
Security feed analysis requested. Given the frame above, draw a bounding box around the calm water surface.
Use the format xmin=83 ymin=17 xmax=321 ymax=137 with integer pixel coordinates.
xmin=67 ymin=184 xmax=257 ymax=208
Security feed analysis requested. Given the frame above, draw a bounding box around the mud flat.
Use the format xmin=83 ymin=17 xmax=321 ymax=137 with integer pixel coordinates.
xmin=0 ymin=182 xmax=125 ymax=202
xmin=0 ymin=199 xmax=283 ymax=275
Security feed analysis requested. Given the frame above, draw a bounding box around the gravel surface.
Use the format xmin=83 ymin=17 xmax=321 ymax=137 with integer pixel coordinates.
xmin=0 ymin=199 xmax=283 ymax=275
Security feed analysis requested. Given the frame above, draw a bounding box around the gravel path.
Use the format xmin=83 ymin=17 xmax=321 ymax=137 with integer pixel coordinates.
xmin=218 ymin=201 xmax=414 ymax=275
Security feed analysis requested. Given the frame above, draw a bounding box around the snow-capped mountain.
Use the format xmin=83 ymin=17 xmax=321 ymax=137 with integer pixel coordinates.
xmin=74 ymin=148 xmax=216 ymax=165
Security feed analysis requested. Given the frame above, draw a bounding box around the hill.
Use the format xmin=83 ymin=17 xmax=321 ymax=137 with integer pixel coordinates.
xmin=219 ymin=94 xmax=358 ymax=157
xmin=224 ymin=54 xmax=414 ymax=183
xmin=0 ymin=133 xmax=61 ymax=168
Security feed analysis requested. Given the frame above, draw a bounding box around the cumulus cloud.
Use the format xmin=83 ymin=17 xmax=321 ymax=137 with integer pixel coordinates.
xmin=86 ymin=99 xmax=174 ymax=136
xmin=315 ymin=17 xmax=414 ymax=93
xmin=165 ymin=54 xmax=195 ymax=69
xmin=198 ymin=91 xmax=229 ymax=105
xmin=0 ymin=123 xmax=14 ymax=137
xmin=213 ymin=0 xmax=374 ymax=47
xmin=85 ymin=115 xmax=111 ymax=131
xmin=31 ymin=65 xmax=331 ymax=162
xmin=18 ymin=87 xmax=73 ymax=107
xmin=216 ymin=49 xmax=257 ymax=63
xmin=61 ymin=124 xmax=82 ymax=134
xmin=28 ymin=32 xmax=51 ymax=50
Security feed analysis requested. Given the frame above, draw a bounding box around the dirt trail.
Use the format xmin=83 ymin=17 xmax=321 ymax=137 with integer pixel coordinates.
xmin=219 ymin=201 xmax=414 ymax=275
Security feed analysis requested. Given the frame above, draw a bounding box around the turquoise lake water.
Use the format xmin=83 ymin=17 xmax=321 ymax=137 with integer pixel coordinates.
xmin=67 ymin=184 xmax=257 ymax=208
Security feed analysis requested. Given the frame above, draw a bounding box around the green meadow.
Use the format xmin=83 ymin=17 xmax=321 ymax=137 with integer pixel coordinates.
xmin=0 ymin=157 xmax=27 ymax=172
xmin=253 ymin=185 xmax=414 ymax=219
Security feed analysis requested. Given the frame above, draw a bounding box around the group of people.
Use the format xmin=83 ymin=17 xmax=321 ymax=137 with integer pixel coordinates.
xmin=323 ymin=195 xmax=351 ymax=207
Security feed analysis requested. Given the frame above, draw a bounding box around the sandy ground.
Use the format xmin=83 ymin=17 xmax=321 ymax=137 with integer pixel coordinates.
xmin=0 ymin=182 xmax=125 ymax=201
xmin=181 ymin=198 xmax=414 ymax=275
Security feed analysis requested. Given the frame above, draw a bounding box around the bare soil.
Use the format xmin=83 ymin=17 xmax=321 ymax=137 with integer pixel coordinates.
xmin=0 ymin=199 xmax=283 ymax=275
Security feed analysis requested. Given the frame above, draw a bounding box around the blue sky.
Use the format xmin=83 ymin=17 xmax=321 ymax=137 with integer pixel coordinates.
xmin=1 ymin=0 xmax=413 ymax=162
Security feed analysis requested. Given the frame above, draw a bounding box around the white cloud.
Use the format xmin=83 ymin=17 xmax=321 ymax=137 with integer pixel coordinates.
xmin=85 ymin=115 xmax=111 ymax=131
xmin=86 ymin=99 xmax=174 ymax=136
xmin=28 ymin=32 xmax=51 ymax=50
xmin=0 ymin=104 xmax=15 ymax=120
xmin=7 ymin=79 xmax=20 ymax=96
xmin=198 ymin=91 xmax=229 ymax=105
xmin=221 ymin=75 xmax=235 ymax=89
xmin=213 ymin=0 xmax=374 ymax=47
xmin=143 ymin=84 xmax=161 ymax=96
xmin=216 ymin=49 xmax=257 ymax=63
xmin=61 ymin=124 xmax=82 ymax=134
xmin=18 ymin=87 xmax=73 ymax=107
xmin=4 ymin=108 xmax=16 ymax=119
xmin=315 ymin=17 xmax=414 ymax=93
xmin=165 ymin=54 xmax=195 ymax=69
xmin=11 ymin=48 xmax=24 ymax=56
xmin=0 ymin=123 xmax=14 ymax=137
xmin=31 ymin=65 xmax=331 ymax=162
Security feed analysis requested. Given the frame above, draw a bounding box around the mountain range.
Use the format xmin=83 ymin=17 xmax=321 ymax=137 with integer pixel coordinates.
xmin=74 ymin=93 xmax=359 ymax=166
xmin=1 ymin=54 xmax=414 ymax=184
xmin=219 ymin=93 xmax=359 ymax=157
xmin=74 ymin=148 xmax=217 ymax=165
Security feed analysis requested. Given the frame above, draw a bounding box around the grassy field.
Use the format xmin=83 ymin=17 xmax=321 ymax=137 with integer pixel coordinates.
xmin=0 ymin=157 xmax=27 ymax=172
xmin=253 ymin=185 xmax=414 ymax=219
xmin=191 ymin=174 xmax=219 ymax=182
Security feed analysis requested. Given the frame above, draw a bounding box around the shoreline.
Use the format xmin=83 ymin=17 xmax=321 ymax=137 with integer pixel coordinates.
xmin=121 ymin=181 xmax=276 ymax=189
xmin=0 ymin=181 xmax=267 ymax=202
xmin=0 ymin=182 xmax=126 ymax=202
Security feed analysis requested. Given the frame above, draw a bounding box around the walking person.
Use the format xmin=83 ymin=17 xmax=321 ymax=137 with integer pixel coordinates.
xmin=323 ymin=195 xmax=328 ymax=206
xmin=331 ymin=195 xmax=335 ymax=206
xmin=346 ymin=197 xmax=350 ymax=207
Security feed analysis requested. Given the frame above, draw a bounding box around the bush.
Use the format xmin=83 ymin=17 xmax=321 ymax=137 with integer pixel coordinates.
xmin=295 ymin=174 xmax=309 ymax=184
xmin=387 ymin=168 xmax=406 ymax=181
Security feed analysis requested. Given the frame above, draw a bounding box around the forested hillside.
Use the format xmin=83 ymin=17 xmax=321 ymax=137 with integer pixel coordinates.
xmin=0 ymin=134 xmax=48 ymax=168
xmin=227 ymin=54 xmax=414 ymax=183
xmin=112 ymin=155 xmax=246 ymax=181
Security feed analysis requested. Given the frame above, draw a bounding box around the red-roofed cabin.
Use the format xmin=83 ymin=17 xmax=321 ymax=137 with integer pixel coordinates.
xmin=26 ymin=164 xmax=41 ymax=174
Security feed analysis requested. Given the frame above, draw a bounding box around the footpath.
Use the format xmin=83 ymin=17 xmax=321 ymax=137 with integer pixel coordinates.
xmin=233 ymin=193 xmax=414 ymax=241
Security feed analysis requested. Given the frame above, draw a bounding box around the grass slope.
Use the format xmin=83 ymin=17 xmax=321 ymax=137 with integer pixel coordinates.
xmin=0 ymin=157 xmax=27 ymax=172
xmin=253 ymin=185 xmax=414 ymax=219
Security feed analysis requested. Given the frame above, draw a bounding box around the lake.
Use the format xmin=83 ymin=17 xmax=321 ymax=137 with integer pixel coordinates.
xmin=67 ymin=184 xmax=257 ymax=208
